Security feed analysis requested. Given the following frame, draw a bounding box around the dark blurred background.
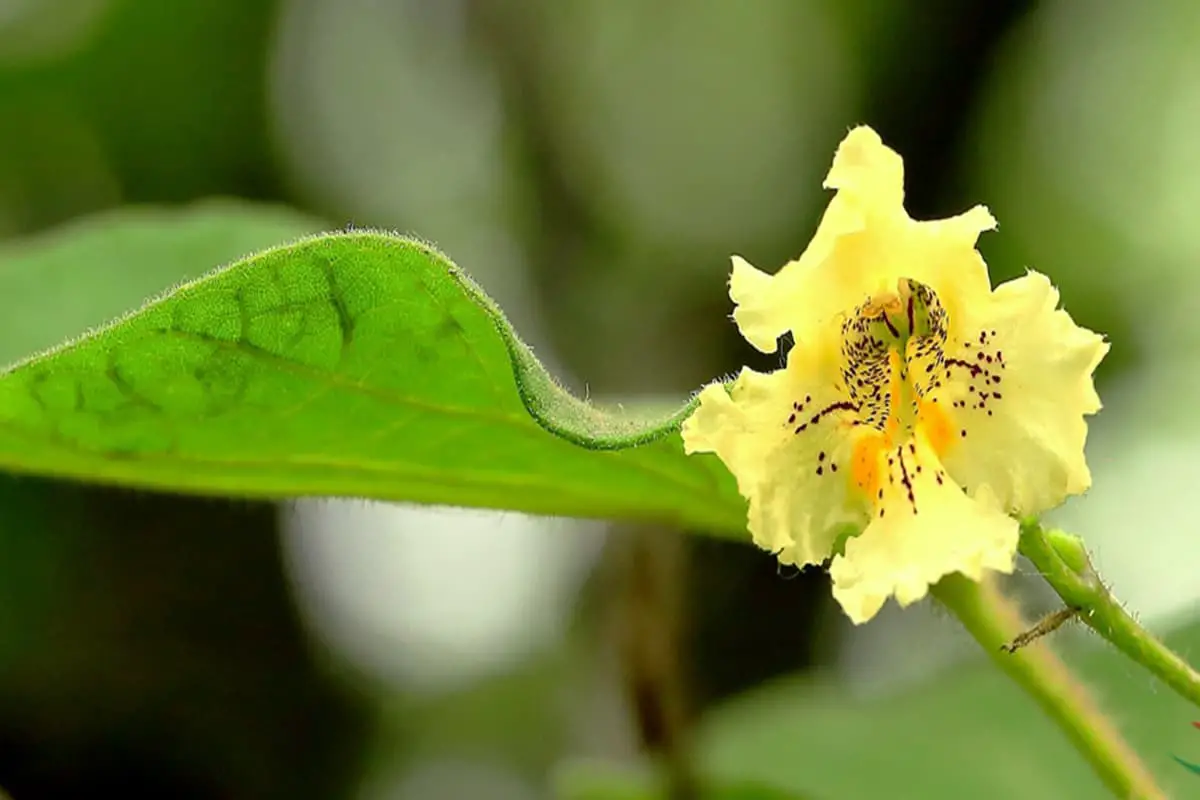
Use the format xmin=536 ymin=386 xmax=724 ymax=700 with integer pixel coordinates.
xmin=1 ymin=1 xmax=1197 ymax=798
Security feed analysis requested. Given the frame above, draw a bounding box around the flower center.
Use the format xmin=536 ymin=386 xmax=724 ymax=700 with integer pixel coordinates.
xmin=838 ymin=279 xmax=956 ymax=512
xmin=841 ymin=278 xmax=948 ymax=440
xmin=780 ymin=278 xmax=961 ymax=514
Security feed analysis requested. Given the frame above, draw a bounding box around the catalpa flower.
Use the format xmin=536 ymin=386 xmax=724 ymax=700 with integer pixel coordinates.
xmin=682 ymin=126 xmax=1108 ymax=624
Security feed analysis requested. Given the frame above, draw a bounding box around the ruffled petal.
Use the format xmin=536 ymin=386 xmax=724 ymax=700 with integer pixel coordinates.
xmin=829 ymin=433 xmax=1019 ymax=624
xmin=932 ymin=271 xmax=1108 ymax=515
xmin=823 ymin=125 xmax=905 ymax=207
xmin=902 ymin=205 xmax=997 ymax=323
xmin=728 ymin=126 xmax=996 ymax=353
xmin=682 ymin=329 xmax=868 ymax=565
xmin=728 ymin=254 xmax=795 ymax=354
xmin=819 ymin=201 xmax=997 ymax=337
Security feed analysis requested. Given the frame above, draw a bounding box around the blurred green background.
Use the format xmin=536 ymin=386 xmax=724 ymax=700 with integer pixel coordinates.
xmin=1 ymin=1 xmax=1199 ymax=798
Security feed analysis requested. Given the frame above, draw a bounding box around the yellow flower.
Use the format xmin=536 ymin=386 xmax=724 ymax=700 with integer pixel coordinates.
xmin=682 ymin=126 xmax=1108 ymax=624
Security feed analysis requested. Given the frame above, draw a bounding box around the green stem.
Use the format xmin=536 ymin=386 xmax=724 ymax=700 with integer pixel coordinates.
xmin=1020 ymin=518 xmax=1200 ymax=709
xmin=932 ymin=573 xmax=1165 ymax=800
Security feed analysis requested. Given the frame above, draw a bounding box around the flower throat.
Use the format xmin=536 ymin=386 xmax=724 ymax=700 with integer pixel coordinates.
xmin=841 ymin=278 xmax=948 ymax=442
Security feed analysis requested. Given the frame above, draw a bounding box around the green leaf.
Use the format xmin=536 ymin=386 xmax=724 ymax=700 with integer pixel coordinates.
xmin=696 ymin=619 xmax=1200 ymax=799
xmin=0 ymin=207 xmax=747 ymax=535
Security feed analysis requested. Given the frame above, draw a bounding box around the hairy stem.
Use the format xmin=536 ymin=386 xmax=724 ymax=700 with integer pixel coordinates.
xmin=1020 ymin=518 xmax=1200 ymax=709
xmin=932 ymin=573 xmax=1165 ymax=800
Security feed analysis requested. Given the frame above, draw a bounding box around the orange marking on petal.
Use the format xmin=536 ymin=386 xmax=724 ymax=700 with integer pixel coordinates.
xmin=918 ymin=396 xmax=955 ymax=457
xmin=851 ymin=430 xmax=889 ymax=501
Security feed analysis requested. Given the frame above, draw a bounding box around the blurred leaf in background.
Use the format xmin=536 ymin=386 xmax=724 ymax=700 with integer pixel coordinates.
xmin=562 ymin=617 xmax=1200 ymax=799
xmin=0 ymin=0 xmax=283 ymax=234
xmin=0 ymin=0 xmax=1198 ymax=799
